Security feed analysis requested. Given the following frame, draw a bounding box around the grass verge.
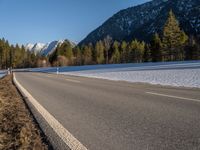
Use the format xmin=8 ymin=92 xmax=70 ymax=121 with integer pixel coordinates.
xmin=0 ymin=75 xmax=49 ymax=150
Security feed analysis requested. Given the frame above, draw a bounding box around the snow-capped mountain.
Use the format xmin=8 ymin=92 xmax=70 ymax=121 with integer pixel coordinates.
xmin=31 ymin=43 xmax=46 ymax=53
xmin=25 ymin=40 xmax=76 ymax=56
xmin=25 ymin=43 xmax=34 ymax=51
xmin=79 ymin=0 xmax=200 ymax=45
xmin=40 ymin=40 xmax=64 ymax=56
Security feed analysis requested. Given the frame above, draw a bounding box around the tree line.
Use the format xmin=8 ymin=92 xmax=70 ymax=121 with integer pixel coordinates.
xmin=0 ymin=10 xmax=200 ymax=69
xmin=49 ymin=10 xmax=200 ymax=67
xmin=0 ymin=39 xmax=40 ymax=69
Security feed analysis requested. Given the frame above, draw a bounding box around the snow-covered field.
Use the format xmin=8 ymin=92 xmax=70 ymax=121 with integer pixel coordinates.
xmin=62 ymin=68 xmax=200 ymax=88
xmin=30 ymin=61 xmax=200 ymax=88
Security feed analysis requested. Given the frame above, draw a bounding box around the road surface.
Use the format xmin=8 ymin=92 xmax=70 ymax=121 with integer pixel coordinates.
xmin=14 ymin=72 xmax=200 ymax=150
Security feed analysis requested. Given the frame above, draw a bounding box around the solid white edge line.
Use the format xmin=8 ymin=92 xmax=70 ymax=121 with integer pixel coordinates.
xmin=146 ymin=92 xmax=200 ymax=103
xmin=13 ymin=73 xmax=87 ymax=150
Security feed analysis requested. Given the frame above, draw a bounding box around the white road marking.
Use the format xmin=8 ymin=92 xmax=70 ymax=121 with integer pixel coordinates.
xmin=65 ymin=78 xmax=81 ymax=83
xmin=13 ymin=74 xmax=87 ymax=150
xmin=146 ymin=92 xmax=200 ymax=103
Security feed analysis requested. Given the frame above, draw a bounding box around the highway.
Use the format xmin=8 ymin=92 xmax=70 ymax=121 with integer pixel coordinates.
xmin=14 ymin=72 xmax=200 ymax=150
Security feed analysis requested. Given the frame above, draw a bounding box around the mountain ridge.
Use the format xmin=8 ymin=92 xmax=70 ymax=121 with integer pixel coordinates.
xmin=79 ymin=0 xmax=200 ymax=45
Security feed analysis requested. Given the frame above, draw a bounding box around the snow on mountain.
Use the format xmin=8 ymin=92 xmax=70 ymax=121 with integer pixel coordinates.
xmin=25 ymin=39 xmax=76 ymax=56
xmin=25 ymin=43 xmax=34 ymax=51
xmin=31 ymin=43 xmax=46 ymax=54
xmin=40 ymin=40 xmax=64 ymax=56
xmin=79 ymin=0 xmax=200 ymax=44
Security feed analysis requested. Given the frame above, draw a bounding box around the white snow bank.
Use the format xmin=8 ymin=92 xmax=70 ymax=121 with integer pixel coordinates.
xmin=62 ymin=69 xmax=200 ymax=88
xmin=30 ymin=61 xmax=200 ymax=88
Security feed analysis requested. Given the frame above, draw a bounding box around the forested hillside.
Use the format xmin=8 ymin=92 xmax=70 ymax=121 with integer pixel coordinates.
xmin=80 ymin=0 xmax=200 ymax=45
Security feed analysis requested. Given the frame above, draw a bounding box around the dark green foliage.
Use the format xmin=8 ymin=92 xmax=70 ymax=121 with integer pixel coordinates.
xmin=49 ymin=49 xmax=58 ymax=65
xmin=185 ymin=36 xmax=200 ymax=60
xmin=150 ymin=33 xmax=162 ymax=62
xmin=143 ymin=44 xmax=151 ymax=62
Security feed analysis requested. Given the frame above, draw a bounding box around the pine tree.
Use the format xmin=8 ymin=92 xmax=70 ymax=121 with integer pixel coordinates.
xmin=60 ymin=41 xmax=73 ymax=60
xmin=121 ymin=41 xmax=127 ymax=63
xmin=82 ymin=45 xmax=92 ymax=65
xmin=88 ymin=43 xmax=94 ymax=64
xmin=21 ymin=45 xmax=26 ymax=68
xmin=95 ymin=41 xmax=105 ymax=64
xmin=150 ymin=33 xmax=162 ymax=62
xmin=73 ymin=46 xmax=82 ymax=65
xmin=162 ymin=10 xmax=188 ymax=61
xmin=49 ymin=48 xmax=59 ymax=65
xmin=111 ymin=41 xmax=120 ymax=64
xmin=129 ymin=39 xmax=145 ymax=63
xmin=185 ymin=36 xmax=200 ymax=60
xmin=143 ymin=44 xmax=151 ymax=62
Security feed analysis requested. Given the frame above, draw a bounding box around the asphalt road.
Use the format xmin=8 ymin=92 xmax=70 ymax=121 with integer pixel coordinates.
xmin=15 ymin=72 xmax=200 ymax=150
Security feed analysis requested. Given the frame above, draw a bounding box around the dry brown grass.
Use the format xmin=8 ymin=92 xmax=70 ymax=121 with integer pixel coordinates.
xmin=0 ymin=75 xmax=48 ymax=150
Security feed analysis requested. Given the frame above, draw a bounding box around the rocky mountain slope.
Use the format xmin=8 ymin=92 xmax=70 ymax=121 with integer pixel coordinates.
xmin=80 ymin=0 xmax=200 ymax=45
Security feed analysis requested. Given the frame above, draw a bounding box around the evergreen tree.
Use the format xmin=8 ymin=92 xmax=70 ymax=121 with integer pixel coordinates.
xmin=50 ymin=41 xmax=74 ymax=66
xmin=82 ymin=45 xmax=92 ymax=65
xmin=120 ymin=41 xmax=127 ymax=63
xmin=88 ymin=43 xmax=94 ymax=64
xmin=21 ymin=45 xmax=26 ymax=68
xmin=111 ymin=41 xmax=120 ymax=64
xmin=162 ymin=10 xmax=188 ymax=61
xmin=0 ymin=37 xmax=41 ymax=69
xmin=185 ymin=36 xmax=200 ymax=60
xmin=73 ymin=46 xmax=82 ymax=65
xmin=129 ymin=39 xmax=145 ymax=63
xmin=58 ymin=41 xmax=73 ymax=60
xmin=49 ymin=48 xmax=59 ymax=65
xmin=150 ymin=33 xmax=162 ymax=62
xmin=143 ymin=44 xmax=151 ymax=62
xmin=95 ymin=41 xmax=105 ymax=64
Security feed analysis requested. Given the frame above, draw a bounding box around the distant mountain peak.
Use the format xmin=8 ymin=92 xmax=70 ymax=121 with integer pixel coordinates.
xmin=25 ymin=39 xmax=76 ymax=56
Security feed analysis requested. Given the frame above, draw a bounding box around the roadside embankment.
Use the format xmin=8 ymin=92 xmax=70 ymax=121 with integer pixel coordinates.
xmin=0 ymin=75 xmax=49 ymax=150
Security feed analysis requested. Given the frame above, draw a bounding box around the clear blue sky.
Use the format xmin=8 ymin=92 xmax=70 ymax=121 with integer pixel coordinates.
xmin=0 ymin=0 xmax=150 ymax=45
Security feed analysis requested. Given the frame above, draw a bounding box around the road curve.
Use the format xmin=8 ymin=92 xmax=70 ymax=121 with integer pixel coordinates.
xmin=14 ymin=72 xmax=200 ymax=150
